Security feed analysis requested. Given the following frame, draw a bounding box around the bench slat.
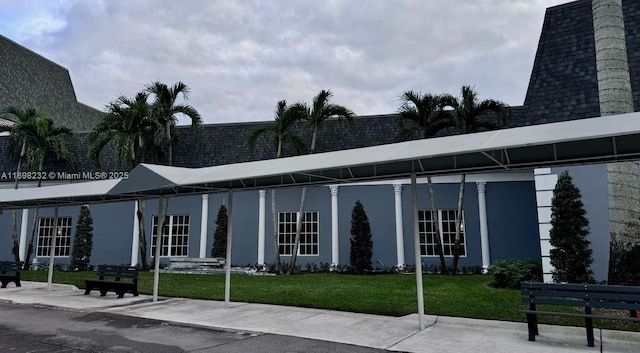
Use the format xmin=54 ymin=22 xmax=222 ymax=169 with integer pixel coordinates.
xmin=84 ymin=265 xmax=139 ymax=298
xmin=523 ymin=298 xmax=640 ymax=311
xmin=522 ymin=282 xmax=640 ymax=293
xmin=522 ymin=289 xmax=640 ymax=299
xmin=520 ymin=281 xmax=640 ymax=348
xmin=519 ymin=310 xmax=640 ymax=322
xmin=0 ymin=261 xmax=23 ymax=288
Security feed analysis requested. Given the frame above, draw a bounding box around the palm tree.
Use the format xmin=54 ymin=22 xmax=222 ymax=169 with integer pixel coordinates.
xmin=444 ymin=85 xmax=510 ymax=274
xmin=88 ymin=92 xmax=163 ymax=271
xmin=396 ymin=91 xmax=451 ymax=141
xmin=1 ymin=107 xmax=75 ymax=267
xmin=145 ymin=81 xmax=202 ymax=166
xmin=396 ymin=91 xmax=451 ymax=273
xmin=88 ymin=92 xmax=163 ymax=168
xmin=145 ymin=82 xmax=201 ymax=274
xmin=1 ymin=107 xmax=47 ymax=262
xmin=286 ymin=90 xmax=356 ymax=273
xmin=248 ymin=100 xmax=307 ymax=273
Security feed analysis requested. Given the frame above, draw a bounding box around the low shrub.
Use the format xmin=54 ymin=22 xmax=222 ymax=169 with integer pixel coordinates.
xmin=489 ymin=258 xmax=542 ymax=289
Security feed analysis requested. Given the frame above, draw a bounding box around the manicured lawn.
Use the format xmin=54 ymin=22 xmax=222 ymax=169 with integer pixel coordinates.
xmin=20 ymin=271 xmax=639 ymax=332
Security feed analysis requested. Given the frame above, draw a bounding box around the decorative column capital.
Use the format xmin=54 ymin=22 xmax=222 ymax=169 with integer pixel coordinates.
xmin=393 ymin=184 xmax=403 ymax=194
xmin=258 ymin=189 xmax=267 ymax=198
xmin=202 ymin=194 xmax=209 ymax=200
xmin=476 ymin=182 xmax=486 ymax=193
xmin=329 ymin=185 xmax=339 ymax=196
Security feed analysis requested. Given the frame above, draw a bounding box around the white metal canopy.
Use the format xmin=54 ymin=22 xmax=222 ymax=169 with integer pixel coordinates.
xmin=0 ymin=179 xmax=122 ymax=209
xmin=2 ymin=111 xmax=640 ymax=331
xmin=106 ymin=111 xmax=640 ymax=197
xmin=2 ymin=111 xmax=640 ymax=209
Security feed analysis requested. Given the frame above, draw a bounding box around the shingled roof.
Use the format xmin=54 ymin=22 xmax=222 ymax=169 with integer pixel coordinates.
xmin=1 ymin=0 xmax=640 ymax=178
xmin=522 ymin=0 xmax=640 ymax=125
xmin=0 ymin=34 xmax=104 ymax=132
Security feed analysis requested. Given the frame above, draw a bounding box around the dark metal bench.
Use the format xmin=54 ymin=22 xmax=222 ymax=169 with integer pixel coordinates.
xmin=84 ymin=265 xmax=139 ymax=298
xmin=521 ymin=282 xmax=640 ymax=347
xmin=0 ymin=261 xmax=23 ymax=288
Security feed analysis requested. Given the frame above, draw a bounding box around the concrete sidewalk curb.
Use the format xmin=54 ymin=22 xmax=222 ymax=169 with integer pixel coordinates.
xmin=1 ymin=281 xmax=639 ymax=353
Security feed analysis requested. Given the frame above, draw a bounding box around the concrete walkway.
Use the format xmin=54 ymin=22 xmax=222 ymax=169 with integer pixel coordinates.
xmin=0 ymin=281 xmax=638 ymax=352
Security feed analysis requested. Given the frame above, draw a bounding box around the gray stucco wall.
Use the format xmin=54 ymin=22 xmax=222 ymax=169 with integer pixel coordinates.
xmin=0 ymin=209 xmax=18 ymax=260
xmin=485 ymin=181 xmax=540 ymax=262
xmin=1 ymin=181 xmax=541 ymax=271
xmin=89 ymin=201 xmax=135 ymax=265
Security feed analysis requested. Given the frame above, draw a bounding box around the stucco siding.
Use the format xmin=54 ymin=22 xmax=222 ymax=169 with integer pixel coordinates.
xmin=485 ymin=181 xmax=540 ymax=262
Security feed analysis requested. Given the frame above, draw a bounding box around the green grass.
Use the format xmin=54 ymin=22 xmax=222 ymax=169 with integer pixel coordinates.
xmin=20 ymin=271 xmax=639 ymax=332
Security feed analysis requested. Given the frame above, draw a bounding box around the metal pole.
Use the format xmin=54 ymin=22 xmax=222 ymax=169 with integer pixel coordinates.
xmin=153 ymin=197 xmax=167 ymax=302
xmin=47 ymin=205 xmax=59 ymax=291
xmin=412 ymin=174 xmax=425 ymax=330
xmin=224 ymin=190 xmax=234 ymax=307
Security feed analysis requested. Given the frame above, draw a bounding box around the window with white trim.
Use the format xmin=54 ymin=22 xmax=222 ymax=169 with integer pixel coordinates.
xmin=36 ymin=217 xmax=72 ymax=257
xmin=151 ymin=214 xmax=190 ymax=257
xmin=278 ymin=211 xmax=319 ymax=256
xmin=418 ymin=209 xmax=466 ymax=257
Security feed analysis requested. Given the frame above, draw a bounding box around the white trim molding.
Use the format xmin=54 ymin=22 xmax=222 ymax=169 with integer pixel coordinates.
xmin=199 ymin=194 xmax=210 ymax=258
xmin=131 ymin=201 xmax=139 ymax=266
xmin=330 ymin=185 xmax=339 ymax=267
xmin=19 ymin=209 xmax=28 ymax=261
xmin=393 ymin=183 xmax=405 ymax=268
xmin=534 ymin=168 xmax=557 ymax=282
xmin=258 ymin=190 xmax=267 ymax=265
xmin=476 ymin=182 xmax=490 ymax=274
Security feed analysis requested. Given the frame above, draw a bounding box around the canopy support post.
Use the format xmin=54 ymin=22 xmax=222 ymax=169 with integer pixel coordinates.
xmin=224 ymin=190 xmax=234 ymax=307
xmin=47 ymin=205 xmax=59 ymax=291
xmin=411 ymin=174 xmax=425 ymax=330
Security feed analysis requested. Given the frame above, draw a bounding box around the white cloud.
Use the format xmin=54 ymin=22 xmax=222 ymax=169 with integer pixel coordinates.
xmin=1 ymin=0 xmax=569 ymax=123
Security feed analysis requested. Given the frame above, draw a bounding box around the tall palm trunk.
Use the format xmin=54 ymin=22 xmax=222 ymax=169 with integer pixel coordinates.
xmin=592 ymin=0 xmax=640 ymax=281
xmin=10 ymin=141 xmax=27 ymax=262
xmin=287 ymin=187 xmax=307 ymax=274
xmin=451 ymin=174 xmax=466 ymax=274
xmin=23 ymin=208 xmax=39 ymax=270
xmin=272 ymin=189 xmax=282 ymax=274
xmin=427 ymin=176 xmax=447 ymax=274
xmin=167 ymin=121 xmax=173 ymax=166
xmin=287 ymin=129 xmax=317 ymax=274
xmin=137 ymin=199 xmax=149 ymax=270
xmin=11 ymin=211 xmax=19 ymax=262
xmin=23 ymin=165 xmax=47 ymax=269
xmin=13 ymin=141 xmax=26 ymax=189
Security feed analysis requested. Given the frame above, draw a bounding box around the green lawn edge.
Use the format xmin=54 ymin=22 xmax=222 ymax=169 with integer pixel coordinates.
xmin=20 ymin=271 xmax=639 ymax=332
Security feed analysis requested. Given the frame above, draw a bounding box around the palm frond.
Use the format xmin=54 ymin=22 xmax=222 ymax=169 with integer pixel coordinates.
xmin=247 ymin=124 xmax=276 ymax=150
xmin=397 ymin=90 xmax=452 ymax=138
xmin=285 ymin=133 xmax=308 ymax=155
xmin=447 ymin=85 xmax=510 ymax=134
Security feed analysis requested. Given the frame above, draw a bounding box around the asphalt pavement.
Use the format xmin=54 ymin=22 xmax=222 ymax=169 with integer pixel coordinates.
xmin=0 ymin=281 xmax=638 ymax=352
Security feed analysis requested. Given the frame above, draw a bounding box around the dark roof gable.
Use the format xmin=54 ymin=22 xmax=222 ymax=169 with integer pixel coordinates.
xmin=0 ymin=34 xmax=103 ymax=132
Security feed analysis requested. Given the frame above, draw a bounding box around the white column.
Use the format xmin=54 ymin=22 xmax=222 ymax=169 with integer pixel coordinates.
xmin=393 ymin=184 xmax=405 ymax=268
xmin=476 ymin=182 xmax=490 ymax=274
xmin=258 ymin=190 xmax=266 ymax=265
xmin=131 ymin=201 xmax=140 ymax=266
xmin=330 ymin=186 xmax=339 ymax=266
xmin=199 ymin=195 xmax=210 ymax=258
xmin=19 ymin=209 xmax=29 ymax=261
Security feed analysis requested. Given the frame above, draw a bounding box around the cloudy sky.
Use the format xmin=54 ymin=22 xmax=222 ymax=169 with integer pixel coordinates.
xmin=1 ymin=0 xmax=569 ymax=125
